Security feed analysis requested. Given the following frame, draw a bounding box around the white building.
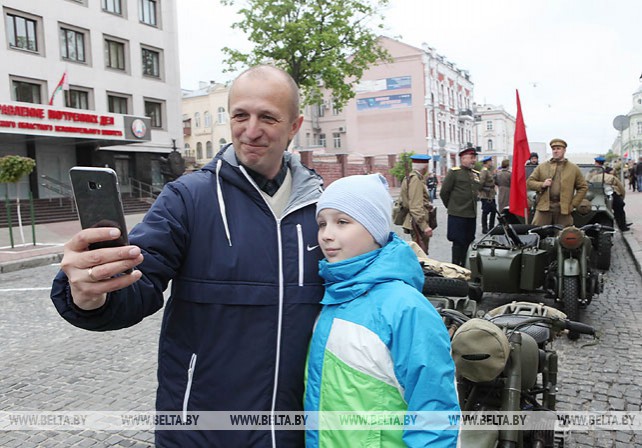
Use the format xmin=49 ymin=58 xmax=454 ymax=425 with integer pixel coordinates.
xmin=473 ymin=104 xmax=516 ymax=162
xmin=0 ymin=0 xmax=181 ymax=198
xmin=181 ymin=81 xmax=231 ymax=168
xmin=611 ymin=80 xmax=642 ymax=161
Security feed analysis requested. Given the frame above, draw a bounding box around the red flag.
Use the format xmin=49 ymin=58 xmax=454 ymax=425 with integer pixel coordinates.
xmin=509 ymin=90 xmax=531 ymax=217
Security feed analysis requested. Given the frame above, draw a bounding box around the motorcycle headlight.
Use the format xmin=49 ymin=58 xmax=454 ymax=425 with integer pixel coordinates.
xmin=559 ymin=226 xmax=583 ymax=250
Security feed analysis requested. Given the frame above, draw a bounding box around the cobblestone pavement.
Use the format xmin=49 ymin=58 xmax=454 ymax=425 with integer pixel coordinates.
xmin=0 ymin=198 xmax=640 ymax=447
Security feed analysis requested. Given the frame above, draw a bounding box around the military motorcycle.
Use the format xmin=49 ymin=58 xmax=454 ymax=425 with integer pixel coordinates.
xmin=468 ymin=216 xmax=612 ymax=338
xmin=436 ymin=301 xmax=597 ymax=448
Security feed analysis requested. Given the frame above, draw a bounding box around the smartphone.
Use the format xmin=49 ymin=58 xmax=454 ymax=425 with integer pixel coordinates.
xmin=69 ymin=167 xmax=129 ymax=251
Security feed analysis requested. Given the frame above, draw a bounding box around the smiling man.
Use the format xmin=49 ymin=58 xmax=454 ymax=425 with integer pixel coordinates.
xmin=51 ymin=65 xmax=325 ymax=447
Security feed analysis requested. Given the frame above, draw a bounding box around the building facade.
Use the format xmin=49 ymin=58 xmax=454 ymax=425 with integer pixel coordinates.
xmin=181 ymin=81 xmax=231 ymax=168
xmin=612 ymin=80 xmax=642 ymax=161
xmin=473 ymin=103 xmax=516 ymax=163
xmin=0 ymin=0 xmax=181 ymax=199
xmin=298 ymin=37 xmax=476 ymax=176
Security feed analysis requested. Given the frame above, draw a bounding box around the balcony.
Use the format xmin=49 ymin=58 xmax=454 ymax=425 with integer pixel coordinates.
xmin=458 ymin=109 xmax=474 ymax=123
xmin=183 ymin=126 xmax=191 ymax=136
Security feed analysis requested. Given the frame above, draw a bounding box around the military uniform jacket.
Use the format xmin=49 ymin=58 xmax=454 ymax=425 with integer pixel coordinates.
xmin=527 ymin=159 xmax=588 ymax=215
xmin=400 ymin=170 xmax=432 ymax=232
xmin=440 ymin=166 xmax=481 ymax=218
xmin=478 ymin=167 xmax=497 ymax=200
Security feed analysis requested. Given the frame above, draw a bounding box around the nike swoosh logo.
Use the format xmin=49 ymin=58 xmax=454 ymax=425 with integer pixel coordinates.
xmin=306 ymin=244 xmax=319 ymax=251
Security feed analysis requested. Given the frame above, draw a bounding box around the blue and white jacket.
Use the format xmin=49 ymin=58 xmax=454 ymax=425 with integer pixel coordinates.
xmin=51 ymin=145 xmax=325 ymax=447
xmin=304 ymin=234 xmax=460 ymax=447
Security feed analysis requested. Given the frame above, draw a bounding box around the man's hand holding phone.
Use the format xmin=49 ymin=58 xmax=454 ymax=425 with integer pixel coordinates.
xmin=61 ymin=227 xmax=144 ymax=310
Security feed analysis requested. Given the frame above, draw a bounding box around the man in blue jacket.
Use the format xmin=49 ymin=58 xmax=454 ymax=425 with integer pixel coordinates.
xmin=51 ymin=65 xmax=324 ymax=447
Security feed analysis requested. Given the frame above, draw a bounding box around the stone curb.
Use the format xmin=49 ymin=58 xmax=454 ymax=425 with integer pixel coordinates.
xmin=0 ymin=252 xmax=63 ymax=274
xmin=620 ymin=231 xmax=642 ymax=277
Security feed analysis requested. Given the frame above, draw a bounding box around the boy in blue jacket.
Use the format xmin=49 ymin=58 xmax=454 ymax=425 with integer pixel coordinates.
xmin=305 ymin=174 xmax=460 ymax=447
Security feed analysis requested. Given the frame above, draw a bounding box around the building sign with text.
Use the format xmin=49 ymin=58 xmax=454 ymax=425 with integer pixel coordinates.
xmin=0 ymin=102 xmax=151 ymax=142
xmin=357 ymin=93 xmax=412 ymax=112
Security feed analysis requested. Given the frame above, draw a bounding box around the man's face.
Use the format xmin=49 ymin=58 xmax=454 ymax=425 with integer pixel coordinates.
xmin=229 ymin=72 xmax=303 ymax=179
xmin=530 ymin=156 xmax=538 ymax=164
xmin=460 ymin=153 xmax=476 ymax=168
xmin=551 ymin=145 xmax=566 ymax=160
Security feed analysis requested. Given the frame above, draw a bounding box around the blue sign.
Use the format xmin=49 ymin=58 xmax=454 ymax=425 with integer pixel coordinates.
xmin=357 ymin=94 xmax=412 ymax=111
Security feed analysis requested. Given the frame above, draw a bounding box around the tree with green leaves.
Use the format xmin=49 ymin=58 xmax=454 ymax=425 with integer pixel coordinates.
xmin=389 ymin=151 xmax=414 ymax=182
xmin=221 ymin=0 xmax=390 ymax=109
xmin=0 ymin=155 xmax=36 ymax=245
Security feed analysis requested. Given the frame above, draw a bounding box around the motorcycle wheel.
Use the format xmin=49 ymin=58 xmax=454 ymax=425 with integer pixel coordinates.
xmin=422 ymin=276 xmax=470 ymax=297
xmin=562 ymin=277 xmax=580 ymax=340
xmin=595 ymin=233 xmax=612 ymax=271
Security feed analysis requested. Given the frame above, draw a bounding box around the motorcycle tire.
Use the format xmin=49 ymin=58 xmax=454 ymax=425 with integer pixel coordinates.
xmin=595 ymin=233 xmax=612 ymax=271
xmin=562 ymin=277 xmax=580 ymax=340
xmin=422 ymin=276 xmax=469 ymax=297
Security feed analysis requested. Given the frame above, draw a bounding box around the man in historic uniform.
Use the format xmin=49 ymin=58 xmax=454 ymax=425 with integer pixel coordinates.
xmin=527 ymin=138 xmax=587 ymax=227
xmin=400 ymin=154 xmax=433 ymax=253
xmin=478 ymin=156 xmax=497 ymax=234
xmin=440 ymin=146 xmax=481 ymax=267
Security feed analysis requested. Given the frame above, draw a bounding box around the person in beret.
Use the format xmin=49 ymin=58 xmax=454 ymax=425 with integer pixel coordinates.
xmin=478 ymin=156 xmax=497 ymax=234
xmin=400 ymin=154 xmax=434 ymax=253
xmin=586 ymin=155 xmax=607 ymax=182
xmin=440 ymin=146 xmax=481 ymax=266
xmin=526 ymin=138 xmax=587 ymax=227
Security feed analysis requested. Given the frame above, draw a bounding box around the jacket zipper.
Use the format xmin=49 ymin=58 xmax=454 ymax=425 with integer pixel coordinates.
xmin=182 ymin=353 xmax=197 ymax=421
xmin=296 ymin=224 xmax=304 ymax=286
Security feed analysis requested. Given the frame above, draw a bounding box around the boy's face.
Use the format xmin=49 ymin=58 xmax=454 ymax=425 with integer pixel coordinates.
xmin=316 ymin=208 xmax=380 ymax=263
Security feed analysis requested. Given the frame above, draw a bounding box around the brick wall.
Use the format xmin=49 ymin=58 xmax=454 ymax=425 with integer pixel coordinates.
xmin=299 ymin=151 xmax=400 ymax=187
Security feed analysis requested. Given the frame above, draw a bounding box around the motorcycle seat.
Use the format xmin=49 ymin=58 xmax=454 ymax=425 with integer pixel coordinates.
xmin=489 ymin=314 xmax=550 ymax=344
xmin=493 ymin=233 xmax=540 ymax=248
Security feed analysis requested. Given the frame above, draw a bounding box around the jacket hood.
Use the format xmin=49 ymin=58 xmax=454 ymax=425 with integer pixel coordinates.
xmin=318 ymin=233 xmax=424 ymax=305
xmin=200 ymin=144 xmax=323 ymax=246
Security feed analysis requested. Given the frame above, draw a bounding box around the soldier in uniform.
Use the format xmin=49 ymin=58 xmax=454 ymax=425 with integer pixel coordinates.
xmin=526 ymin=152 xmax=539 ymax=166
xmin=440 ymin=146 xmax=481 ymax=267
xmin=604 ymin=166 xmax=631 ymax=231
xmin=495 ymin=159 xmax=511 ymax=212
xmin=400 ymin=154 xmax=433 ymax=253
xmin=478 ymin=156 xmax=497 ymax=234
xmin=527 ymin=138 xmax=587 ymax=227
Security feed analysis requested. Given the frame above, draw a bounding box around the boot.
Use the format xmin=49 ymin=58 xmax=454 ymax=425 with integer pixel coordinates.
xmin=451 ymin=245 xmax=468 ymax=267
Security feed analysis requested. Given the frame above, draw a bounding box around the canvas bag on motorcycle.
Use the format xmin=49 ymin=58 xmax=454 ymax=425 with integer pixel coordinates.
xmin=451 ymin=318 xmax=510 ymax=383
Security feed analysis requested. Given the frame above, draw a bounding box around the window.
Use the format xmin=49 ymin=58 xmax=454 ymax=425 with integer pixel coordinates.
xmin=184 ymin=143 xmax=191 ymax=158
xmin=486 ymin=120 xmax=493 ymax=130
xmin=144 ymin=99 xmax=163 ymax=128
xmin=5 ymin=12 xmax=39 ymax=52
xmin=487 ymin=139 xmax=493 ymax=151
xmin=217 ymin=107 xmax=226 ymax=124
xmin=196 ymin=142 xmax=203 ymax=160
xmin=204 ymin=111 xmax=212 ymax=128
xmin=60 ymin=27 xmax=86 ymax=63
xmin=331 ymin=100 xmax=340 ymax=116
xmin=141 ymin=47 xmax=161 ymax=78
xmin=139 ymin=0 xmax=158 ymax=26
xmin=317 ymin=102 xmax=325 ymax=118
xmin=194 ymin=112 xmax=201 ymax=128
xmin=105 ymin=38 xmax=126 ymax=71
xmin=102 ymin=0 xmax=122 ymax=14
xmin=318 ymin=133 xmax=326 ymax=147
xmin=11 ymin=78 xmax=43 ymax=104
xmin=219 ymin=138 xmax=227 ymax=149
xmin=107 ymin=93 xmax=129 ymax=114
xmin=638 ymin=122 xmax=642 ymax=135
xmin=206 ymin=141 xmax=213 ymax=158
xmin=66 ymin=88 xmax=91 ymax=110
xmin=333 ymin=133 xmax=341 ymax=149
